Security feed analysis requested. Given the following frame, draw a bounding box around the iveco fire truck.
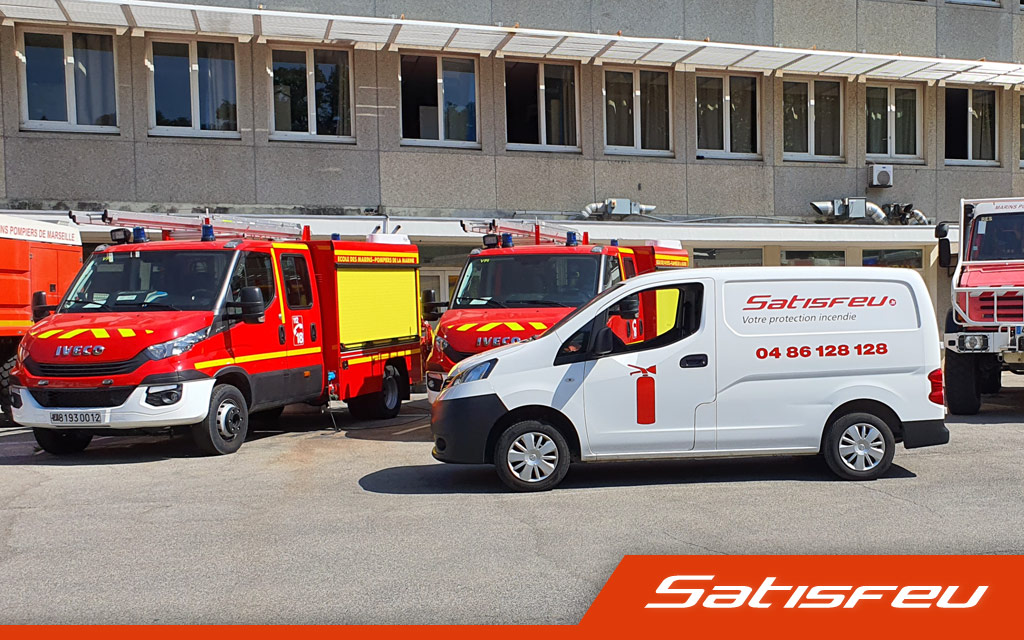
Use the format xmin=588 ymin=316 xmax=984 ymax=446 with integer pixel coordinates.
xmin=939 ymin=197 xmax=1024 ymax=414
xmin=424 ymin=220 xmax=689 ymax=401
xmin=11 ymin=211 xmax=423 ymax=455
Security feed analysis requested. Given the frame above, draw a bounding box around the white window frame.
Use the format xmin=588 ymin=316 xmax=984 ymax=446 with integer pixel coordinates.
xmin=865 ymin=83 xmax=924 ymax=163
xmin=782 ymin=78 xmax=844 ymax=162
xmin=944 ymin=86 xmax=999 ymax=167
xmin=946 ymin=1 xmax=1001 ymax=7
xmin=399 ymin=53 xmax=481 ymax=149
xmin=16 ymin=26 xmax=120 ymax=134
xmin=602 ymin=66 xmax=673 ymax=157
xmin=267 ymin=45 xmax=355 ymax=143
xmin=1019 ymin=93 xmax=1024 ymax=168
xmin=504 ymin=59 xmax=581 ymax=153
xmin=146 ymin=36 xmax=240 ymax=139
xmin=695 ymin=72 xmax=761 ymax=160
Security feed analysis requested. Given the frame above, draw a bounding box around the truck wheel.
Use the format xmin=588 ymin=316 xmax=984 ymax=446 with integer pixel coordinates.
xmin=493 ymin=420 xmax=570 ymax=492
xmin=0 ymin=354 xmax=17 ymax=423
xmin=33 ymin=428 xmax=92 ymax=455
xmin=945 ymin=350 xmax=981 ymax=415
xmin=191 ymin=384 xmax=248 ymax=455
xmin=978 ymin=354 xmax=1002 ymax=394
xmin=347 ymin=365 xmax=403 ymax=420
xmin=822 ymin=412 xmax=895 ymax=481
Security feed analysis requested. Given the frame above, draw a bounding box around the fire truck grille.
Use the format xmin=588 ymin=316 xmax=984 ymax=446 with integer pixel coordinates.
xmin=28 ymin=387 xmax=133 ymax=408
xmin=974 ymin=294 xmax=1024 ymax=323
xmin=443 ymin=344 xmax=473 ymax=364
xmin=25 ymin=356 xmax=145 ymax=378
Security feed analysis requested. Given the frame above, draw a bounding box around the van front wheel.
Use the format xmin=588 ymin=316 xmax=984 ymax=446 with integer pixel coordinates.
xmin=494 ymin=420 xmax=570 ymax=492
xmin=823 ymin=412 xmax=895 ymax=481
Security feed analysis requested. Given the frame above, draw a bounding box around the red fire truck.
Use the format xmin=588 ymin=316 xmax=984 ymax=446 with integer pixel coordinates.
xmin=0 ymin=213 xmax=83 ymax=420
xmin=10 ymin=211 xmax=423 ymax=455
xmin=424 ymin=220 xmax=690 ymax=401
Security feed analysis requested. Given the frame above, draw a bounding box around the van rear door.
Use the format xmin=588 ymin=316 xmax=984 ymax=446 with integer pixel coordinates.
xmin=582 ymin=279 xmax=716 ymax=455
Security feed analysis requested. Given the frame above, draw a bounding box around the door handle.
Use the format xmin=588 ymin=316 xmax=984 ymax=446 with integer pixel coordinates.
xmin=311 ymin=323 xmax=317 ymax=342
xmin=680 ymin=354 xmax=708 ymax=368
xmin=279 ymin=325 xmax=286 ymax=345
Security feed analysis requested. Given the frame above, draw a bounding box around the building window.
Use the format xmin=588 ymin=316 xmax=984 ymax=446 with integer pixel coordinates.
xmin=270 ymin=47 xmax=352 ymax=140
xmin=604 ymin=68 xmax=671 ymax=154
xmin=780 ymin=250 xmax=845 ymax=266
xmin=866 ymin=85 xmax=921 ymax=159
xmin=1019 ymin=94 xmax=1024 ymax=166
xmin=945 ymin=87 xmax=997 ymax=164
xmin=783 ymin=80 xmax=842 ymax=160
xmin=401 ymin=55 xmax=478 ymax=146
xmin=863 ymin=249 xmax=923 ymax=269
xmin=149 ymin=39 xmax=238 ymax=137
xmin=696 ymin=74 xmax=759 ymax=158
xmin=692 ymin=248 xmax=764 ymax=267
xmin=18 ymin=30 xmax=117 ymax=132
xmin=505 ymin=61 xmax=578 ymax=150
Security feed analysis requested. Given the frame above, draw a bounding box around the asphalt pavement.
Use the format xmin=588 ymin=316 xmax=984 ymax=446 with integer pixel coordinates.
xmin=1 ymin=377 xmax=1022 ymax=624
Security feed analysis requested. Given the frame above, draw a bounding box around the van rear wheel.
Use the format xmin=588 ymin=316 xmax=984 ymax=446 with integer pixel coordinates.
xmin=823 ymin=412 xmax=895 ymax=481
xmin=945 ymin=350 xmax=981 ymax=415
xmin=493 ymin=420 xmax=570 ymax=492
xmin=33 ymin=428 xmax=92 ymax=455
xmin=191 ymin=384 xmax=248 ymax=455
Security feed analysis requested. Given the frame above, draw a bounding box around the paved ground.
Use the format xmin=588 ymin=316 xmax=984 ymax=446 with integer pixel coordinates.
xmin=1 ymin=377 xmax=1023 ymax=624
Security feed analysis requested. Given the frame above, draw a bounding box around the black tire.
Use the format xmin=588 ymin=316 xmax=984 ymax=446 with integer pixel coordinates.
xmin=33 ymin=428 xmax=92 ymax=455
xmin=347 ymin=364 xmax=403 ymax=420
xmin=0 ymin=353 xmax=17 ymax=423
xmin=978 ymin=354 xmax=1002 ymax=394
xmin=493 ymin=420 xmax=570 ymax=492
xmin=822 ymin=412 xmax=895 ymax=481
xmin=190 ymin=384 xmax=248 ymax=455
xmin=945 ymin=349 xmax=981 ymax=415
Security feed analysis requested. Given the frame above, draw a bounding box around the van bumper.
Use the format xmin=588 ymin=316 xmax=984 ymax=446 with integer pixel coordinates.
xmin=430 ymin=393 xmax=507 ymax=464
xmin=902 ymin=419 xmax=949 ymax=449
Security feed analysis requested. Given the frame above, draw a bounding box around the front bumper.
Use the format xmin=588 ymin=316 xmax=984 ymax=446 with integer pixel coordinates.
xmin=902 ymin=419 xmax=949 ymax=449
xmin=944 ymin=330 xmax=1010 ymax=354
xmin=12 ymin=379 xmax=215 ymax=430
xmin=430 ymin=392 xmax=508 ymax=463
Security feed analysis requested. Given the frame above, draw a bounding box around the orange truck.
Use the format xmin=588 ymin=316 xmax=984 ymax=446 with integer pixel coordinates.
xmin=0 ymin=213 xmax=82 ymax=419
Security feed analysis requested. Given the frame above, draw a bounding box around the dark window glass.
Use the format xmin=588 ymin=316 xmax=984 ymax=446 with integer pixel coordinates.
xmin=72 ymin=33 xmax=116 ymax=126
xmin=894 ymin=88 xmax=917 ymax=156
xmin=315 ymin=49 xmax=349 ymax=136
xmin=814 ymin=81 xmax=841 ymax=156
xmin=197 ymin=41 xmax=236 ymax=131
xmin=401 ymin=55 xmax=438 ymax=140
xmin=862 ymin=249 xmax=923 ymax=269
xmin=945 ymin=88 xmax=969 ymax=160
xmin=730 ymin=76 xmax=758 ymax=154
xmin=545 ymin=64 xmax=576 ymax=146
xmin=696 ymin=76 xmax=723 ymax=150
xmin=605 ymin=70 xmax=634 ymax=147
xmin=968 ymin=213 xmax=1024 ymax=262
xmin=639 ymin=70 xmax=669 ymax=150
xmin=866 ymin=86 xmax=888 ymax=155
xmin=505 ymin=61 xmax=539 ymax=144
xmin=281 ymin=255 xmax=313 ymax=309
xmin=24 ymin=32 xmax=67 ymax=122
xmin=601 ymin=283 xmax=703 ymax=356
xmin=603 ymin=255 xmax=621 ymax=289
xmin=692 ymin=248 xmax=763 ymax=267
xmin=442 ymin=58 xmax=476 ymax=142
xmin=622 ymin=256 xmax=637 ymax=279
xmin=229 ymin=252 xmax=276 ymax=309
xmin=783 ymin=81 xmax=809 ymax=154
xmin=452 ymin=255 xmax=601 ymax=308
xmin=780 ymin=250 xmax=845 ymax=266
xmin=272 ymin=49 xmax=308 ymax=133
xmin=972 ymin=89 xmax=996 ymax=161
xmin=153 ymin=41 xmax=191 ymax=127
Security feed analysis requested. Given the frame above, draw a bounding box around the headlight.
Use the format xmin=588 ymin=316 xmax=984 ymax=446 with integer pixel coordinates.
xmin=434 ymin=334 xmax=449 ymax=353
xmin=17 ymin=342 xmax=27 ymax=363
xmin=958 ymin=334 xmax=988 ymax=352
xmin=449 ymin=359 xmax=496 ymax=388
xmin=146 ymin=327 xmax=210 ymax=360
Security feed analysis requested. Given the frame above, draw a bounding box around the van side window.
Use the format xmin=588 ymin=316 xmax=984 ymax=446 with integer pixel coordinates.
xmin=622 ymin=256 xmax=637 ymax=279
xmin=228 ymin=252 xmax=275 ymax=310
xmin=603 ymin=255 xmax=621 ymax=289
xmin=281 ymin=254 xmax=313 ymax=309
xmin=603 ymin=283 xmax=703 ymax=356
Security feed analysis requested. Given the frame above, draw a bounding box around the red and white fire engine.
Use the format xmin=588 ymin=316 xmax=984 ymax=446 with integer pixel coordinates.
xmin=0 ymin=213 xmax=82 ymax=419
xmin=938 ymin=197 xmax=1024 ymax=414
xmin=11 ymin=211 xmax=423 ymax=455
xmin=424 ymin=219 xmax=690 ymax=401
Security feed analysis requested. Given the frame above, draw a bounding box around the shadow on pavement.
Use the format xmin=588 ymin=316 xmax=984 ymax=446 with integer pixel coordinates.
xmin=358 ymin=456 xmax=917 ymax=495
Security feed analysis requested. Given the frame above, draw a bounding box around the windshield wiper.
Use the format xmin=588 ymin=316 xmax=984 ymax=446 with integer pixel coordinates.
xmin=507 ymin=299 xmax=571 ymax=307
xmin=65 ymin=296 xmax=113 ymax=312
xmin=455 ymin=297 xmax=507 ymax=308
xmin=115 ymin=300 xmax=183 ymax=311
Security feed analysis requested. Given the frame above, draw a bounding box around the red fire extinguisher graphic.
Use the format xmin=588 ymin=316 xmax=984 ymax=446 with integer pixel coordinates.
xmin=628 ymin=364 xmax=657 ymax=425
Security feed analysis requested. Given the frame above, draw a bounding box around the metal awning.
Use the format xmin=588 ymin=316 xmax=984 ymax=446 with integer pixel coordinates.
xmin=2 ymin=0 xmax=1024 ymax=86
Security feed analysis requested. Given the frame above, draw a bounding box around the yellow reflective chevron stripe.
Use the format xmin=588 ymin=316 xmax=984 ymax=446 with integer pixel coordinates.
xmin=344 ymin=348 xmax=418 ymax=366
xmin=57 ymin=329 xmax=87 ymax=339
xmin=194 ymin=346 xmax=323 ymax=371
xmin=504 ymin=322 xmax=524 ymax=331
xmin=38 ymin=329 xmax=62 ymax=339
xmin=456 ymin=323 xmax=477 ymax=331
xmin=92 ymin=328 xmax=110 ymax=338
xmin=477 ymin=322 xmax=501 ymax=331
xmin=529 ymin=322 xmax=547 ymax=331
xmin=118 ymin=328 xmax=136 ymax=337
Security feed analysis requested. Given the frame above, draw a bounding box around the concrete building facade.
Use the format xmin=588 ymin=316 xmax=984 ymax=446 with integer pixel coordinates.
xmin=2 ymin=0 xmax=1024 ymax=225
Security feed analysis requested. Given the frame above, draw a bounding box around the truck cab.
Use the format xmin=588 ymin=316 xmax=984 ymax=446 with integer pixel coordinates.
xmin=424 ymin=221 xmax=688 ymax=401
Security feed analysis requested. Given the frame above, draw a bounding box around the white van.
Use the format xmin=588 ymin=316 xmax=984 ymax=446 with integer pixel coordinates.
xmin=430 ymin=267 xmax=948 ymax=491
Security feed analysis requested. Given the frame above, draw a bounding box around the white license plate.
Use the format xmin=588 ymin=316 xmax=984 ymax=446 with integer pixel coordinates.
xmin=49 ymin=412 xmax=104 ymax=425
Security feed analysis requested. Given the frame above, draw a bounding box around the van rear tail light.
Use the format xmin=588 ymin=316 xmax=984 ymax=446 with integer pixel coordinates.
xmin=928 ymin=368 xmax=944 ymax=405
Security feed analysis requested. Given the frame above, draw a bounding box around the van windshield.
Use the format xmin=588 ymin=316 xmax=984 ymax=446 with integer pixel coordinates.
xmin=451 ymin=254 xmax=601 ymax=309
xmin=61 ymin=250 xmax=232 ymax=313
xmin=969 ymin=212 xmax=1024 ymax=261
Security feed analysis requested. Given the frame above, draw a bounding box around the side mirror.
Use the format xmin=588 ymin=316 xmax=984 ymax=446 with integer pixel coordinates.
xmin=31 ymin=290 xmax=54 ymax=322
xmin=610 ymin=296 xmax=639 ymax=320
xmin=239 ymin=286 xmax=266 ymax=324
xmin=421 ymin=289 xmax=445 ymax=321
xmin=593 ymin=326 xmax=615 ymax=356
xmin=935 ymin=222 xmax=949 ymax=239
xmin=938 ymin=238 xmax=955 ymax=269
